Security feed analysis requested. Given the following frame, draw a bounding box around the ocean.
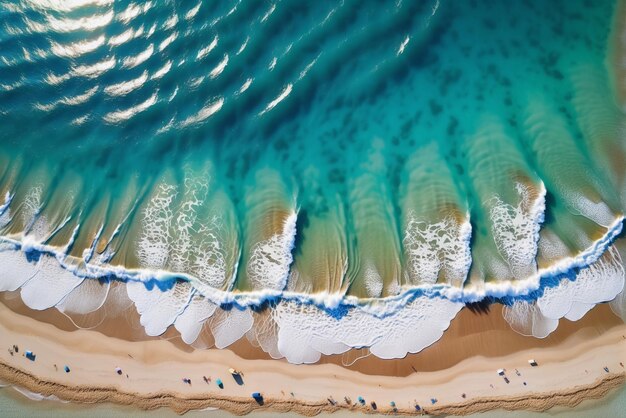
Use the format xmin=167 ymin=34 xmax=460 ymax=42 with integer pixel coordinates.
xmin=0 ymin=0 xmax=624 ymax=363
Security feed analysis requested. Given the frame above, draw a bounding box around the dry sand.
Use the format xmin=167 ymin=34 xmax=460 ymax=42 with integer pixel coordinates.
xmin=0 ymin=298 xmax=624 ymax=415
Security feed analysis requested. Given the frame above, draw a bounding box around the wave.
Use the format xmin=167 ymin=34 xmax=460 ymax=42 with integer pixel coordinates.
xmin=1 ymin=0 xmax=625 ymax=365
xmin=0 ymin=205 xmax=622 ymax=363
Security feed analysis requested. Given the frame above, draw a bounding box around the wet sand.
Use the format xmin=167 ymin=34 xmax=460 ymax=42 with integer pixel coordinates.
xmin=0 ymin=296 xmax=624 ymax=415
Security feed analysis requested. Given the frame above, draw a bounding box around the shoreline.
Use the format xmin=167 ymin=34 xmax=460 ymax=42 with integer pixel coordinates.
xmin=0 ymin=363 xmax=623 ymax=416
xmin=0 ymin=301 xmax=624 ymax=416
xmin=0 ymin=213 xmax=622 ymax=308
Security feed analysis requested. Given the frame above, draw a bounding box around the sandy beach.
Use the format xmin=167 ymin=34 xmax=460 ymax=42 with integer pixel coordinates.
xmin=0 ymin=297 xmax=624 ymax=416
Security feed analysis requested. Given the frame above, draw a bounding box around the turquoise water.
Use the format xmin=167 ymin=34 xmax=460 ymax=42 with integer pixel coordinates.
xmin=0 ymin=0 xmax=625 ymax=362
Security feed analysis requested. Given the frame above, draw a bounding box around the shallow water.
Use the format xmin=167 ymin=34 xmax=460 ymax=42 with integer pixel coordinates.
xmin=0 ymin=383 xmax=625 ymax=418
xmin=0 ymin=0 xmax=625 ymax=362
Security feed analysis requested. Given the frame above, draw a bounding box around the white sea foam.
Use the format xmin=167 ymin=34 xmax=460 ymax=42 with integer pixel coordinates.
xmin=610 ymin=284 xmax=626 ymax=321
xmin=489 ymin=182 xmax=545 ymax=279
xmin=0 ymin=215 xmax=622 ymax=315
xmin=20 ymin=255 xmax=84 ymax=311
xmin=564 ymin=301 xmax=595 ymax=321
xmin=273 ymin=297 xmax=463 ymax=363
xmin=172 ymin=174 xmax=229 ymax=288
xmin=246 ymin=311 xmax=282 ymax=359
xmin=21 ymin=186 xmax=52 ymax=241
xmin=13 ymin=385 xmax=69 ymax=403
xmin=192 ymin=223 xmax=228 ymax=288
xmin=209 ymin=306 xmax=253 ymax=349
xmin=137 ymin=183 xmax=176 ymax=269
xmin=504 ymin=245 xmax=624 ymax=337
xmin=565 ymin=192 xmax=615 ymax=227
xmin=56 ymin=278 xmax=110 ymax=315
xmin=169 ymin=176 xmax=208 ymax=273
xmin=126 ymin=280 xmax=193 ymax=336
xmin=246 ymin=211 xmax=297 ymax=290
xmin=403 ymin=214 xmax=472 ymax=286
xmin=0 ymin=178 xmax=623 ymax=362
xmin=0 ymin=248 xmax=38 ymax=291
xmin=82 ymin=223 xmax=104 ymax=263
xmin=502 ymin=300 xmax=558 ymax=338
xmin=538 ymin=229 xmax=571 ymax=262
xmin=536 ymin=246 xmax=624 ymax=320
xmin=174 ymin=293 xmax=217 ymax=344
xmin=0 ymin=191 xmax=12 ymax=228
xmin=363 ymin=262 xmax=383 ymax=297
xmin=21 ymin=186 xmax=42 ymax=228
